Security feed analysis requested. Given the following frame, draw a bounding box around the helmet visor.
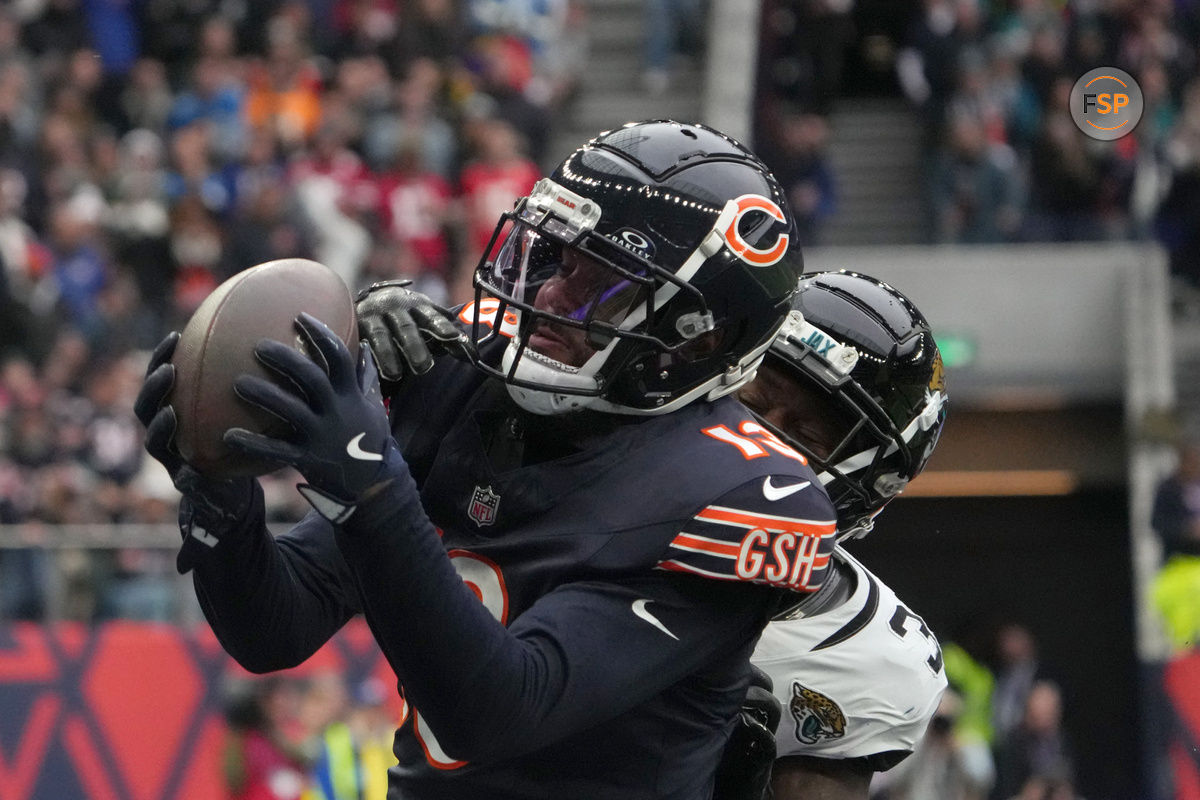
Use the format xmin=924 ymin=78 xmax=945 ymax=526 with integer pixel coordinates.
xmin=484 ymin=221 xmax=653 ymax=365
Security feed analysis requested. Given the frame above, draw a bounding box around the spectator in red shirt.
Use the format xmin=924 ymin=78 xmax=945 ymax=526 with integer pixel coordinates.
xmin=224 ymin=678 xmax=313 ymax=800
xmin=374 ymin=137 xmax=454 ymax=299
xmin=243 ymin=19 xmax=324 ymax=150
xmin=456 ymin=116 xmax=539 ymax=299
xmin=288 ymin=119 xmax=375 ymax=289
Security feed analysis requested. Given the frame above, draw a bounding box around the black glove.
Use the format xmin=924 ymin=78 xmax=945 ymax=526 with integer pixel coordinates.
xmin=134 ymin=332 xmax=257 ymax=574
xmin=224 ymin=312 xmax=407 ymax=523
xmin=354 ymin=279 xmax=475 ymax=384
xmin=712 ymin=664 xmax=781 ymax=800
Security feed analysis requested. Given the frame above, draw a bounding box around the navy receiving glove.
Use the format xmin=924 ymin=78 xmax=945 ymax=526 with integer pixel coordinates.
xmin=712 ymin=664 xmax=781 ymax=800
xmin=224 ymin=312 xmax=405 ymax=523
xmin=134 ymin=332 xmax=257 ymax=573
xmin=354 ymin=279 xmax=475 ymax=384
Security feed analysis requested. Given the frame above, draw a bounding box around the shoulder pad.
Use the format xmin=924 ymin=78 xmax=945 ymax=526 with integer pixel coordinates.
xmin=753 ymin=555 xmax=948 ymax=761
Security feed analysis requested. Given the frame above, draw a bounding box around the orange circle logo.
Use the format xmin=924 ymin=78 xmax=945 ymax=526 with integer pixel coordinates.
xmin=722 ymin=194 xmax=790 ymax=267
xmin=1070 ymin=68 xmax=1144 ymax=140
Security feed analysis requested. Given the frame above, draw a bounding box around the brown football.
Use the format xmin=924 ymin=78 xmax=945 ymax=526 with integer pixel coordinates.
xmin=170 ymin=258 xmax=359 ymax=479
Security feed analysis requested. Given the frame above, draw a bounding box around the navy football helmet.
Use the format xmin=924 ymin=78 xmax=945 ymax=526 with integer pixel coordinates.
xmin=467 ymin=120 xmax=803 ymax=415
xmin=742 ymin=271 xmax=947 ymax=540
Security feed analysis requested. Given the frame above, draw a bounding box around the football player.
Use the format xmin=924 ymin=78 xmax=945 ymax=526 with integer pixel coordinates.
xmin=136 ymin=121 xmax=843 ymax=799
xmin=734 ymin=270 xmax=950 ymax=800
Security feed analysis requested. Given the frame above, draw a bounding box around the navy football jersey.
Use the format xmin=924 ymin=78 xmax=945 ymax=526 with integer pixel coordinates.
xmin=188 ymin=304 xmax=839 ymax=800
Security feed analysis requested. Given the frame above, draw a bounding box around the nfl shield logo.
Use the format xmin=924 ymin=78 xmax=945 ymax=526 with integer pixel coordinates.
xmin=468 ymin=485 xmax=500 ymax=526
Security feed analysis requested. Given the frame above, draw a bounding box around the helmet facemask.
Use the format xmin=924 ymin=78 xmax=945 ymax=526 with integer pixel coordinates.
xmin=469 ymin=178 xmax=758 ymax=415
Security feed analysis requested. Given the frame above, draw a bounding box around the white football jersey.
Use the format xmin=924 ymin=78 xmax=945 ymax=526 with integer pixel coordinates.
xmin=751 ymin=548 xmax=947 ymax=765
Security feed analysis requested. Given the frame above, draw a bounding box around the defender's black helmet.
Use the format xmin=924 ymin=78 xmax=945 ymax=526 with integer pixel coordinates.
xmin=752 ymin=271 xmax=947 ymax=540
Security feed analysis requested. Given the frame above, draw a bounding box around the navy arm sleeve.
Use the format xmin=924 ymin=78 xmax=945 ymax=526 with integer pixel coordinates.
xmin=191 ymin=490 xmax=360 ymax=673
xmin=337 ymin=473 xmax=778 ymax=763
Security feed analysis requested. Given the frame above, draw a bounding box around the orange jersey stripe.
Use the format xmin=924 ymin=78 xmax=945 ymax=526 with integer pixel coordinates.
xmin=669 ymin=532 xmax=740 ymax=558
xmin=695 ymin=505 xmax=837 ymax=536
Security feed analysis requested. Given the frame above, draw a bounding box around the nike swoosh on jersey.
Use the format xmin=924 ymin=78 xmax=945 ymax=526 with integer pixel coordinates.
xmin=346 ymin=432 xmax=383 ymax=461
xmin=762 ymin=477 xmax=811 ymax=501
xmin=632 ymin=599 xmax=679 ymax=640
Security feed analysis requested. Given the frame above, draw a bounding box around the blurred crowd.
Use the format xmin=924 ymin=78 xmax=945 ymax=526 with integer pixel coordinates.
xmin=0 ymin=0 xmax=589 ymax=622
xmin=0 ymin=4 xmax=1187 ymax=797
xmin=3 ymin=0 xmax=1198 ymax=619
xmin=1143 ymin=438 xmax=1200 ymax=800
xmin=754 ymin=0 xmax=851 ymax=246
xmin=872 ymin=622 xmax=1086 ymax=800
xmin=222 ymin=673 xmax=401 ymax=800
xmin=900 ymin=0 xmax=1200 ymax=252
xmin=754 ymin=0 xmax=1200 ymax=277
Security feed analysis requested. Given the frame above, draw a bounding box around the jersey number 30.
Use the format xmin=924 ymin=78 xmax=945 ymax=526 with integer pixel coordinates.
xmin=889 ymin=604 xmax=944 ymax=675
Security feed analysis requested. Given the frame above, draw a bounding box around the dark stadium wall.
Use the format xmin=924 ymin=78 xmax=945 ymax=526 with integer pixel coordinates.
xmin=855 ymin=491 xmax=1140 ymax=800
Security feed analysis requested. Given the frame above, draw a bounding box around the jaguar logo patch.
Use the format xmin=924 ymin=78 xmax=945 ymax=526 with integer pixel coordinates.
xmin=790 ymin=680 xmax=847 ymax=744
xmin=929 ymin=351 xmax=946 ymax=393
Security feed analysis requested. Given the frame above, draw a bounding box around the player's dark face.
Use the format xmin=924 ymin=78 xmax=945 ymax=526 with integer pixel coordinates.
xmin=740 ymin=361 xmax=849 ymax=459
xmin=528 ymin=249 xmax=610 ymax=368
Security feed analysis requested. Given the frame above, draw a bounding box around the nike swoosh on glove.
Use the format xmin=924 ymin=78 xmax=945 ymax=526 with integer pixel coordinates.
xmin=224 ymin=312 xmax=409 ymax=523
xmin=134 ymin=332 xmax=257 ymax=573
xmin=355 ymin=279 xmax=476 ymax=384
